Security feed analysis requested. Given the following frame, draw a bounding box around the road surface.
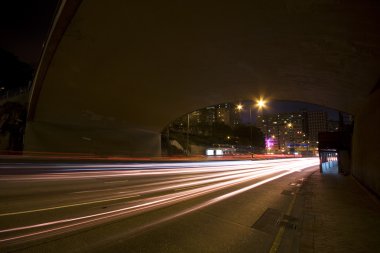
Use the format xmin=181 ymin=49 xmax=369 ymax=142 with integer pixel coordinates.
xmin=0 ymin=158 xmax=319 ymax=252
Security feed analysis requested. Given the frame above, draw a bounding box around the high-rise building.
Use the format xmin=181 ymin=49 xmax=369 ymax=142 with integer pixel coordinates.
xmin=256 ymin=111 xmax=329 ymax=153
xmin=328 ymin=120 xmax=339 ymax=132
xmin=191 ymin=103 xmax=241 ymax=127
xmin=256 ymin=112 xmax=307 ymax=153
xmin=305 ymin=111 xmax=327 ymax=147
xmin=170 ymin=103 xmax=242 ymax=135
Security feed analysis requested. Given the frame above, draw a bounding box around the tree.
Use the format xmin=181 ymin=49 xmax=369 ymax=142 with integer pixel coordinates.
xmin=211 ymin=122 xmax=233 ymax=144
xmin=233 ymin=125 xmax=265 ymax=148
xmin=0 ymin=102 xmax=27 ymax=151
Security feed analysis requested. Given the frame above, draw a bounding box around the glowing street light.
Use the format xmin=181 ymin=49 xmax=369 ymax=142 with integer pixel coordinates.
xmin=235 ymin=98 xmax=269 ymax=156
xmin=235 ymin=102 xmax=254 ymax=157
xmin=254 ymin=97 xmax=270 ymax=153
xmin=255 ymin=97 xmax=267 ymax=110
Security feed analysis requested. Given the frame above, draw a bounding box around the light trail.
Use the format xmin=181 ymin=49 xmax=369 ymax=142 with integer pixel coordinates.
xmin=0 ymin=158 xmax=319 ymax=246
xmin=0 ymin=160 xmax=312 ymax=215
xmin=0 ymin=158 xmax=308 ymax=181
xmin=0 ymin=194 xmax=140 ymax=217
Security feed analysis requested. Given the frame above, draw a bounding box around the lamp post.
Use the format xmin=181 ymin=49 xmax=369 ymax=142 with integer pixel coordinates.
xmin=249 ymin=105 xmax=253 ymax=157
xmin=255 ymin=97 xmax=267 ymax=153
xmin=236 ymin=98 xmax=267 ymax=157
xmin=236 ymin=103 xmax=253 ymax=156
xmin=287 ymin=122 xmax=294 ymax=154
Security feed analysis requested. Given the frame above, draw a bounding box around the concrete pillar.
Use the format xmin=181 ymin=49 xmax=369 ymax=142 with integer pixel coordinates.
xmin=338 ymin=150 xmax=350 ymax=175
xmin=351 ymin=87 xmax=380 ymax=196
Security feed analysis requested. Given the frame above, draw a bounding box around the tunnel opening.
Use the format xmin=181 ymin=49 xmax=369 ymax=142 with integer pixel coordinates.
xmin=161 ymin=99 xmax=353 ymax=160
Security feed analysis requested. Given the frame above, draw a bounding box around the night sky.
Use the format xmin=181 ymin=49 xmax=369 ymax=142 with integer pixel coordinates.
xmin=0 ymin=0 xmax=59 ymax=68
xmin=238 ymin=99 xmax=340 ymax=124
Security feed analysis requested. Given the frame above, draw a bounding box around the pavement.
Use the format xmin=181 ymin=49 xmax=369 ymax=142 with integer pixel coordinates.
xmin=293 ymin=168 xmax=380 ymax=253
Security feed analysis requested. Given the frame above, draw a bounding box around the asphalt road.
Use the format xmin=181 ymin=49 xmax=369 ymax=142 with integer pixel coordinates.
xmin=0 ymin=158 xmax=319 ymax=253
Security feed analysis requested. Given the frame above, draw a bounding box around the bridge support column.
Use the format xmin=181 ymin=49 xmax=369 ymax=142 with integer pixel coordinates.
xmin=352 ymin=87 xmax=380 ymax=196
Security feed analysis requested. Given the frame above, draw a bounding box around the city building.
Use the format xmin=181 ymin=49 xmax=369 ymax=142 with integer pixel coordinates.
xmin=305 ymin=111 xmax=328 ymax=147
xmin=256 ymin=112 xmax=307 ymax=153
xmin=256 ymin=111 xmax=329 ymax=154
xmin=170 ymin=104 xmax=338 ymax=155
xmin=206 ymin=103 xmax=241 ymax=127
xmin=328 ymin=120 xmax=339 ymax=132
xmin=170 ymin=103 xmax=242 ymax=135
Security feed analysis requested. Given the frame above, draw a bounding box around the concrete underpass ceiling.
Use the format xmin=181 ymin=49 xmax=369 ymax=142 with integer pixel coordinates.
xmin=32 ymin=0 xmax=380 ymax=132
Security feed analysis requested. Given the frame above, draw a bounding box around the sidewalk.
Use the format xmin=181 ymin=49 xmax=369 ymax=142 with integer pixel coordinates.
xmin=298 ymin=169 xmax=380 ymax=253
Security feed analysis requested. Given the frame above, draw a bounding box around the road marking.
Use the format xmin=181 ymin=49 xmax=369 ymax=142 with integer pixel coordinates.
xmin=269 ymin=184 xmax=300 ymax=253
xmin=0 ymin=195 xmax=140 ymax=217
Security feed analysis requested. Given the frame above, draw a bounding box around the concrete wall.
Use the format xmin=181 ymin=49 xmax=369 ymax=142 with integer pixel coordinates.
xmin=352 ymin=88 xmax=380 ymax=197
xmin=25 ymin=121 xmax=161 ymax=157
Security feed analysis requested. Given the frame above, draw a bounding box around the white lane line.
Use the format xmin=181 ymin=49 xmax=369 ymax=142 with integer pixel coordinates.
xmin=0 ymin=195 xmax=140 ymax=217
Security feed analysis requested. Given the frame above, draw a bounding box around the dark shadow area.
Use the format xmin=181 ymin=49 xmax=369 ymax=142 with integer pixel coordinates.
xmin=0 ymin=49 xmax=32 ymax=153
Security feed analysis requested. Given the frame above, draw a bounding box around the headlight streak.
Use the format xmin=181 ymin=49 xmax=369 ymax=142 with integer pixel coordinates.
xmin=1 ymin=162 xmax=310 ymax=217
xmin=0 ymin=159 xmax=306 ymax=181
xmin=0 ymin=163 xmax=296 ymax=225
xmin=0 ymin=166 xmax=270 ymax=218
xmin=0 ymin=158 xmax=319 ymax=245
xmin=0 ymin=159 xmax=297 ymax=171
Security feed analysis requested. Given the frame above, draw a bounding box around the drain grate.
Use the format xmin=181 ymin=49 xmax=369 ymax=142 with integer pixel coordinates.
xmin=277 ymin=215 xmax=298 ymax=230
xmin=252 ymin=208 xmax=282 ymax=234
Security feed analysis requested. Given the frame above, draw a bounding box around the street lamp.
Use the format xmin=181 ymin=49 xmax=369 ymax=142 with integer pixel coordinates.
xmin=286 ymin=122 xmax=294 ymax=154
xmin=236 ymin=103 xmax=254 ymax=157
xmin=255 ymin=97 xmax=267 ymax=111
xmin=236 ymin=98 xmax=268 ymax=156
xmin=255 ymin=97 xmax=268 ymax=153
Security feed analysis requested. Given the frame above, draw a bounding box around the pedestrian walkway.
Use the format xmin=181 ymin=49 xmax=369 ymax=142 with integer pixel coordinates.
xmin=297 ymin=169 xmax=380 ymax=253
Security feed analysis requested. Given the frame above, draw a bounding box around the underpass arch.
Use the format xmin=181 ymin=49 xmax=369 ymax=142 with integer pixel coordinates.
xmin=24 ymin=0 xmax=380 ymax=196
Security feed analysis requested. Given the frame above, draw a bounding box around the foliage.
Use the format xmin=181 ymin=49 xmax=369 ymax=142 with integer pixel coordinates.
xmin=164 ymin=122 xmax=265 ymax=155
xmin=0 ymin=102 xmax=27 ymax=151
xmin=232 ymin=125 xmax=265 ymax=148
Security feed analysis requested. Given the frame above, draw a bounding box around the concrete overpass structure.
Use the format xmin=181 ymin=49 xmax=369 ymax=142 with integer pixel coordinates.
xmin=26 ymin=1 xmax=380 ymax=195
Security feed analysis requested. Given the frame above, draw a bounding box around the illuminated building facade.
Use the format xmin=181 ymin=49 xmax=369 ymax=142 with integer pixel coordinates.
xmin=256 ymin=111 xmax=328 ymax=154
xmin=171 ymin=103 xmax=242 ymax=135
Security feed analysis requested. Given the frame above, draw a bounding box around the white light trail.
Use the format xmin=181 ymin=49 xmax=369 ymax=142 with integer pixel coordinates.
xmin=0 ymin=158 xmax=319 ymax=245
